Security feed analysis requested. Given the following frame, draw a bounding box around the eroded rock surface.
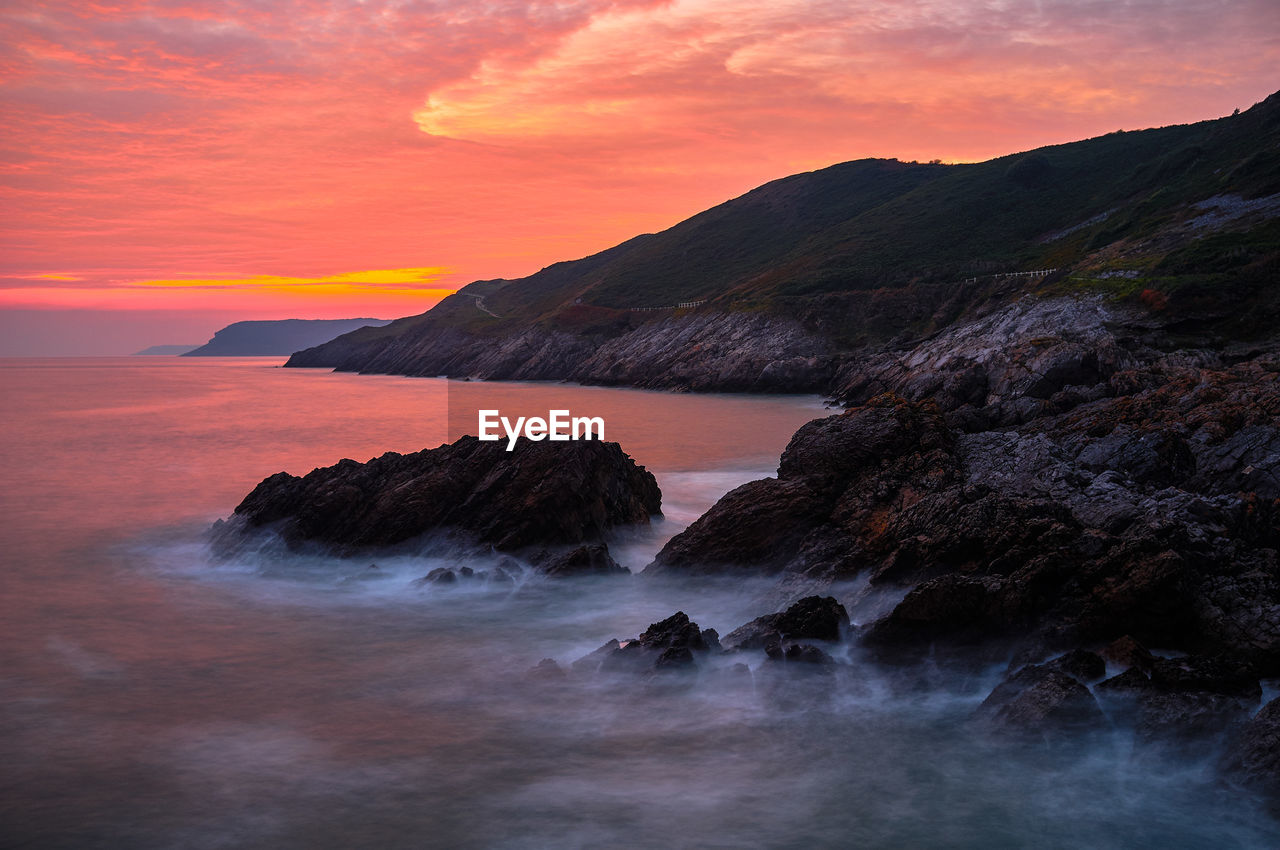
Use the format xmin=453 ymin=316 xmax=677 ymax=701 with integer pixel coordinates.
xmin=722 ymin=596 xmax=850 ymax=649
xmin=213 ymin=436 xmax=661 ymax=557
xmin=646 ymin=296 xmax=1280 ymax=682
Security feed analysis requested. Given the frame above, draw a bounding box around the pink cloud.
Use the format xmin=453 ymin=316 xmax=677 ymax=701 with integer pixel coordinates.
xmin=0 ymin=0 xmax=1275 ymax=322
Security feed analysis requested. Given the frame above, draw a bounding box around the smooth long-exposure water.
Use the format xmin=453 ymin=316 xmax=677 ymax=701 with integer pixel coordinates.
xmin=1 ymin=357 xmax=1276 ymax=849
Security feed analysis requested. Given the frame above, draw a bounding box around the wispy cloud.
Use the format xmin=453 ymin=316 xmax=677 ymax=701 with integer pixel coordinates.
xmin=1 ymin=0 xmax=1276 ymax=315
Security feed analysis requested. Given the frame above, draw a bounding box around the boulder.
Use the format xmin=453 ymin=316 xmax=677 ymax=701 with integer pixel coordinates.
xmin=723 ymin=596 xmax=850 ymax=649
xmin=1096 ymin=654 xmax=1262 ymax=748
xmin=536 ymin=545 xmax=630 ymax=578
xmin=574 ymin=612 xmax=719 ymax=677
xmin=974 ymin=658 xmax=1107 ymax=738
xmin=212 ymin=436 xmax=661 ymax=556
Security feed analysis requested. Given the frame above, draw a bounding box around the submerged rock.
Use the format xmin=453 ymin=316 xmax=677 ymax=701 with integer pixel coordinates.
xmin=212 ymin=436 xmax=661 ymax=557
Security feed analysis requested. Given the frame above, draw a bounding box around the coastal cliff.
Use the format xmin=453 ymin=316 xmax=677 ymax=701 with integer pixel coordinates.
xmin=288 ymin=92 xmax=1280 ymax=393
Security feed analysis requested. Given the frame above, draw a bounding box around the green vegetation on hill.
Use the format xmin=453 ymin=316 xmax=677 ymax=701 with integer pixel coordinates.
xmin=309 ymin=91 xmax=1280 ymax=361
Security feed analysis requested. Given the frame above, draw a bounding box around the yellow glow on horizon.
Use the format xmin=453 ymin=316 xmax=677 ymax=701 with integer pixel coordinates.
xmin=32 ymin=273 xmax=83 ymax=281
xmin=131 ymin=266 xmax=453 ymax=291
xmin=0 ymin=266 xmax=458 ymax=312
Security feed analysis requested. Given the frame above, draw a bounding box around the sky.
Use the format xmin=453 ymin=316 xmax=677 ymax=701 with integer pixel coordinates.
xmin=1 ymin=0 xmax=1277 ymax=354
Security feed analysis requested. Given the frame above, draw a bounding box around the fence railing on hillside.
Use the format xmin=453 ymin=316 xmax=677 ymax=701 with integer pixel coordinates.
xmin=629 ymin=299 xmax=707 ymax=313
xmin=961 ymin=269 xmax=1058 ymax=285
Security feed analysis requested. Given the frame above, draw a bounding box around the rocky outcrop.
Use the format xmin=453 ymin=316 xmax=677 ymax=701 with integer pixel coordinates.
xmin=1221 ymin=697 xmax=1280 ymax=814
xmin=644 ymin=297 xmax=1280 ymax=679
xmin=831 ymin=296 xmax=1136 ymax=422
xmin=536 ymin=544 xmax=630 ymax=578
xmin=973 ymin=652 xmax=1107 ymax=739
xmin=722 ymin=596 xmax=850 ymax=649
xmin=290 ymin=309 xmax=838 ymax=393
xmin=1095 ymin=653 xmax=1262 ymax=742
xmin=212 ymin=436 xmax=661 ymax=557
xmin=572 ymin=612 xmax=721 ymax=675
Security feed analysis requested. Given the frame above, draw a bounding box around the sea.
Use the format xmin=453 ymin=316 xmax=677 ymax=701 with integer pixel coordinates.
xmin=1 ymin=356 xmax=1275 ymax=849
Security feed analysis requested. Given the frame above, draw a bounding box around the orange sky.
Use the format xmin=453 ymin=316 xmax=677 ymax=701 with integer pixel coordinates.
xmin=1 ymin=0 xmax=1277 ymax=351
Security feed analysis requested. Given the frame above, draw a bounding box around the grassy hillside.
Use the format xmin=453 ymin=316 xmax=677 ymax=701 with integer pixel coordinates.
xmin=308 ymin=91 xmax=1280 ymax=361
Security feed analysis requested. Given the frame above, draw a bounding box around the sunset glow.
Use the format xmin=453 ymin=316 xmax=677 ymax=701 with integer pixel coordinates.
xmin=1 ymin=0 xmax=1276 ymax=349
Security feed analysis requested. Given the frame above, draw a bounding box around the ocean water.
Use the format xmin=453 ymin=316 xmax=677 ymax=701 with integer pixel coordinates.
xmin=0 ymin=357 xmax=1275 ymax=849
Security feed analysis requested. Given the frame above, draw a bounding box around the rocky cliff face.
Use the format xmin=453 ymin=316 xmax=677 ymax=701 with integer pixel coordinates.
xmin=647 ymin=296 xmax=1280 ymax=676
xmin=632 ymin=294 xmax=1280 ymax=806
xmin=289 ymin=309 xmax=838 ymax=392
xmin=212 ymin=436 xmax=662 ymax=557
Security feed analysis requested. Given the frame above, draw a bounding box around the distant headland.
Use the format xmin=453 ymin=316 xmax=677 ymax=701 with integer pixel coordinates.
xmin=180 ymin=318 xmax=393 ymax=357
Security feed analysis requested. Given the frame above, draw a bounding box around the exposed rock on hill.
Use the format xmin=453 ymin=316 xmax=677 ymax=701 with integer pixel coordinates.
xmin=289 ymin=93 xmax=1280 ymax=393
xmin=289 ymin=309 xmax=837 ymax=392
xmin=212 ymin=436 xmax=661 ymax=557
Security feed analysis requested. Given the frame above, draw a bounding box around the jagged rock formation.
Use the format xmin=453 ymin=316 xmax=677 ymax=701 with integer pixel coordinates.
xmin=571 ymin=612 xmax=722 ymax=675
xmin=211 ymin=436 xmax=661 ymax=557
xmin=645 ymin=295 xmax=1280 ymax=678
xmin=972 ymin=651 xmax=1108 ymax=739
xmin=288 ymin=308 xmax=838 ymax=392
xmin=722 ymin=596 xmax=850 ymax=649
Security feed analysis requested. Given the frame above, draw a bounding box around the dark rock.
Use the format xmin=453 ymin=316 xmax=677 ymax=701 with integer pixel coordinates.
xmin=1100 ymin=635 xmax=1155 ymax=672
xmin=528 ymin=658 xmax=566 ymax=681
xmin=1094 ymin=667 xmax=1156 ymax=727
xmin=420 ymin=567 xmax=457 ymax=585
xmin=213 ymin=436 xmax=661 ymax=556
xmin=974 ymin=663 xmax=1106 ymax=738
xmin=1148 ymin=654 xmax=1262 ymax=700
xmin=1220 ymin=697 xmax=1280 ymax=814
xmin=723 ymin=596 xmax=850 ymax=649
xmin=536 ymin=545 xmax=630 ymax=578
xmin=1096 ymin=666 xmax=1155 ymax=695
xmin=1075 ymin=425 xmax=1196 ymax=486
xmin=1134 ymin=691 xmax=1255 ymax=747
xmin=648 ymin=361 xmax=1280 ymax=677
xmin=1097 ymin=654 xmax=1261 ymax=748
xmin=571 ymin=640 xmax=620 ymax=675
xmin=1045 ymin=649 xmax=1107 ymax=683
xmin=646 ymin=397 xmax=956 ymax=576
xmin=589 ymin=612 xmax=718 ymax=676
xmin=632 ymin=294 xmax=1280 ymax=687
xmin=766 ymin=644 xmax=836 ymax=665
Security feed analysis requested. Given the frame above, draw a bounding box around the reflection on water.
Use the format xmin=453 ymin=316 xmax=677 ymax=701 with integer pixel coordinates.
xmin=1 ymin=358 xmax=1275 ymax=848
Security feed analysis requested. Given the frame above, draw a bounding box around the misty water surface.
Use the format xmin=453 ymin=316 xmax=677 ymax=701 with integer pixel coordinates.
xmin=0 ymin=358 xmax=1274 ymax=849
